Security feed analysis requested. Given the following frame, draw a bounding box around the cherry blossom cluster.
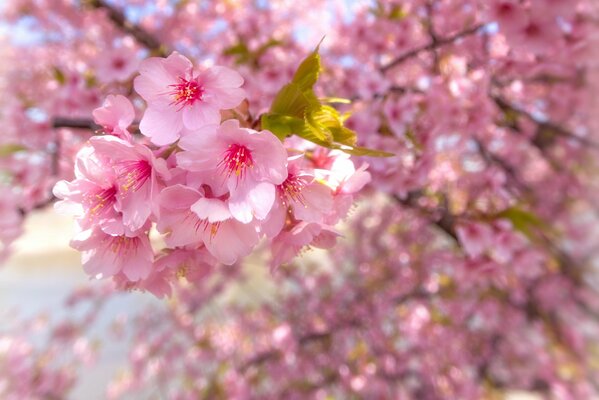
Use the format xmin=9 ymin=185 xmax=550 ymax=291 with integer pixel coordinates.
xmin=53 ymin=52 xmax=370 ymax=297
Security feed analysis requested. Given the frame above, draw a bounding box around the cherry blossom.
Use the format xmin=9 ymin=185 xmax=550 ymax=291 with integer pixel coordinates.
xmin=134 ymin=52 xmax=245 ymax=145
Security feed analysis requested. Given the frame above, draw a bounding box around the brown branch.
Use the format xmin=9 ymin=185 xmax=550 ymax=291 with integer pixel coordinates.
xmin=238 ymin=330 xmax=334 ymax=373
xmin=52 ymin=117 xmax=141 ymax=135
xmin=492 ymin=94 xmax=599 ymax=149
xmin=52 ymin=117 xmax=101 ymax=131
xmin=380 ymin=23 xmax=486 ymax=73
xmin=84 ymin=0 xmax=168 ymax=56
xmin=392 ymin=192 xmax=458 ymax=242
xmin=473 ymin=138 xmax=531 ymax=197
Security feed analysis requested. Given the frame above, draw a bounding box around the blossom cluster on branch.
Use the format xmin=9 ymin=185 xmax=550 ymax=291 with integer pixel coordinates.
xmin=53 ymin=51 xmax=371 ymax=296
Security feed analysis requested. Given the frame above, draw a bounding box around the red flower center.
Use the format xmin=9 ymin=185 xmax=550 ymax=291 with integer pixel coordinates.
xmin=278 ymin=173 xmax=307 ymax=206
xmin=497 ymin=3 xmax=514 ymax=16
xmin=112 ymin=58 xmax=126 ymax=70
xmin=107 ymin=235 xmax=141 ymax=254
xmin=169 ymin=77 xmax=204 ymax=108
xmin=220 ymin=144 xmax=254 ymax=181
xmin=524 ymin=22 xmax=541 ymax=38
xmin=115 ymin=160 xmax=152 ymax=192
xmin=86 ymin=185 xmax=117 ymax=216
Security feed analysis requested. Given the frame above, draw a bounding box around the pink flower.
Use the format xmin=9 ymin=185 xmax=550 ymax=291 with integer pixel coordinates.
xmin=456 ymin=221 xmax=494 ymax=259
xmin=53 ymin=145 xmax=125 ymax=235
xmin=70 ymin=228 xmax=154 ymax=281
xmin=263 ymin=156 xmax=333 ymax=238
xmin=314 ymin=151 xmax=371 ymax=225
xmin=320 ymin=151 xmax=372 ymax=195
xmin=510 ymin=13 xmax=563 ymax=55
xmin=113 ymin=247 xmax=216 ymax=298
xmin=94 ymin=42 xmax=139 ymax=83
xmin=487 ymin=0 xmax=527 ymax=35
xmin=177 ymin=119 xmax=288 ymax=223
xmin=89 ymin=136 xmax=171 ymax=232
xmin=134 ymin=51 xmax=245 ymax=145
xmin=92 ymin=95 xmax=135 ymax=140
xmin=270 ymin=222 xmax=339 ymax=268
xmin=157 ymin=184 xmax=260 ymax=265
xmin=383 ymin=95 xmax=419 ymax=137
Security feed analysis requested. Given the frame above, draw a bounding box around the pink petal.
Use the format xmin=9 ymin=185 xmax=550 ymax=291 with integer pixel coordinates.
xmin=134 ymin=58 xmax=176 ymax=109
xmin=182 ymin=102 xmax=220 ymax=130
xmin=204 ymin=220 xmax=259 ymax=265
xmin=139 ymin=107 xmax=183 ymax=146
xmin=159 ymin=185 xmax=201 ymax=210
xmin=191 ymin=198 xmax=231 ymax=223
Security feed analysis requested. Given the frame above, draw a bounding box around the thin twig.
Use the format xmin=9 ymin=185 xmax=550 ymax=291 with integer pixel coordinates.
xmin=380 ymin=23 xmax=486 ymax=73
xmin=85 ymin=0 xmax=168 ymax=56
xmin=52 ymin=117 xmax=101 ymax=131
xmin=492 ymin=94 xmax=599 ymax=149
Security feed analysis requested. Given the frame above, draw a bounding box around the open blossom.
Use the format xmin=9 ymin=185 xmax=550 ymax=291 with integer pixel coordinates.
xmin=270 ymin=222 xmax=339 ymax=268
xmin=54 ymin=136 xmax=170 ymax=235
xmin=313 ymin=151 xmax=371 ymax=224
xmin=93 ymin=41 xmax=139 ymax=83
xmin=177 ymin=119 xmax=288 ymax=223
xmin=157 ymin=184 xmax=260 ymax=265
xmin=114 ymin=247 xmax=217 ymax=298
xmin=53 ymin=145 xmax=123 ymax=235
xmin=92 ymin=95 xmax=135 ymax=140
xmin=134 ymin=51 xmax=245 ymax=145
xmin=70 ymin=228 xmax=154 ymax=281
xmin=263 ymin=155 xmax=333 ymax=238
xmin=487 ymin=0 xmax=527 ymax=35
xmin=90 ymin=136 xmax=171 ymax=232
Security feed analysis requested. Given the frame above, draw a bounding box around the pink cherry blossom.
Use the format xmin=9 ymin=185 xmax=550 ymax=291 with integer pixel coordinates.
xmin=270 ymin=222 xmax=339 ymax=268
xmin=89 ymin=135 xmax=171 ymax=232
xmin=134 ymin=52 xmax=245 ymax=145
xmin=92 ymin=95 xmax=135 ymax=140
xmin=53 ymin=144 xmax=124 ymax=235
xmin=93 ymin=39 xmax=139 ymax=83
xmin=177 ymin=119 xmax=288 ymax=223
xmin=157 ymin=183 xmax=260 ymax=265
xmin=70 ymin=227 xmax=154 ymax=281
xmin=263 ymin=155 xmax=333 ymax=238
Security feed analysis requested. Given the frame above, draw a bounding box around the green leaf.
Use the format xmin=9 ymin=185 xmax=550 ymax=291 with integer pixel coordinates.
xmin=262 ymin=43 xmax=394 ymax=158
xmin=320 ymin=97 xmax=351 ymax=104
xmin=270 ymin=83 xmax=315 ymax=117
xmin=369 ymin=1 xmax=408 ymax=20
xmin=495 ymin=207 xmax=545 ymax=240
xmin=254 ymin=39 xmax=283 ymax=59
xmin=0 ymin=144 xmax=27 ymax=157
xmin=388 ymin=5 xmax=408 ymax=20
xmin=331 ymin=144 xmax=395 ymax=157
xmin=301 ymin=106 xmax=334 ymax=144
xmin=223 ymin=42 xmax=249 ymax=57
xmin=224 ymin=39 xmax=283 ymax=67
xmin=52 ymin=67 xmax=66 ymax=85
xmin=330 ymin=126 xmax=358 ymax=146
xmin=261 ymin=114 xmax=304 ymax=141
xmin=291 ymin=40 xmax=323 ymax=92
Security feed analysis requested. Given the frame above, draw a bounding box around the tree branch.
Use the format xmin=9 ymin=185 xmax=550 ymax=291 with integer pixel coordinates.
xmin=392 ymin=192 xmax=458 ymax=242
xmin=380 ymin=23 xmax=486 ymax=73
xmin=492 ymin=94 xmax=599 ymax=149
xmin=85 ymin=0 xmax=168 ymax=56
xmin=52 ymin=117 xmax=141 ymax=135
xmin=52 ymin=117 xmax=101 ymax=131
